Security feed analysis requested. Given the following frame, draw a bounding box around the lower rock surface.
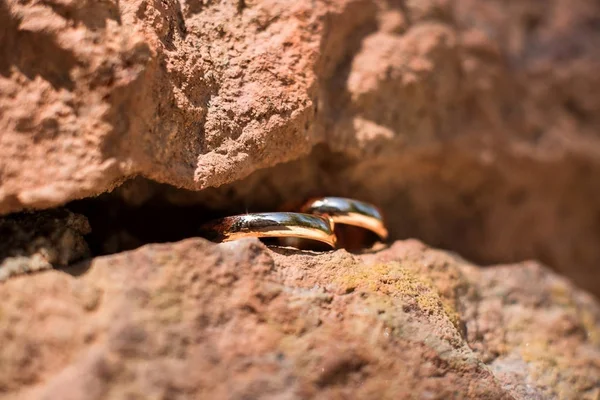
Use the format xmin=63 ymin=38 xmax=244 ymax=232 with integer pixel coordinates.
xmin=1 ymin=238 xmax=598 ymax=399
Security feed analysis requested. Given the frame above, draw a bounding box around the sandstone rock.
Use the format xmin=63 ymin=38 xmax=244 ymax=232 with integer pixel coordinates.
xmin=2 ymin=1 xmax=600 ymax=397
xmin=0 ymin=0 xmax=325 ymax=212
xmin=0 ymin=238 xmax=598 ymax=399
xmin=3 ymin=0 xmax=600 ymax=295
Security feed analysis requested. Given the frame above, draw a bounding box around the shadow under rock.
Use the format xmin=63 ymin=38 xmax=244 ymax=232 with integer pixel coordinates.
xmin=59 ymin=259 xmax=92 ymax=277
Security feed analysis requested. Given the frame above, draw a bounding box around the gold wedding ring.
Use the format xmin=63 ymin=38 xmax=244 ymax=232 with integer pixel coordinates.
xmin=200 ymin=212 xmax=337 ymax=248
xmin=301 ymin=197 xmax=388 ymax=241
xmin=200 ymin=198 xmax=387 ymax=250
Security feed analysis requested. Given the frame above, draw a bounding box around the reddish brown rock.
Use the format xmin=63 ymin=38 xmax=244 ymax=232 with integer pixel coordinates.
xmin=4 ymin=0 xmax=600 ymax=295
xmin=0 ymin=0 xmax=600 ymax=293
xmin=2 ymin=1 xmax=600 ymax=397
xmin=0 ymin=238 xmax=598 ymax=399
xmin=0 ymin=0 xmax=324 ymax=212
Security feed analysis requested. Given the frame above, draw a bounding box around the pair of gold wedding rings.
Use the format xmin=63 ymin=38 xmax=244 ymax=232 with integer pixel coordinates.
xmin=200 ymin=197 xmax=388 ymax=250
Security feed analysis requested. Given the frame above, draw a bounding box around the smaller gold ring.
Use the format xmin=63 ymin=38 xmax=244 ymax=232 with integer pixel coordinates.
xmin=200 ymin=212 xmax=337 ymax=248
xmin=301 ymin=197 xmax=388 ymax=241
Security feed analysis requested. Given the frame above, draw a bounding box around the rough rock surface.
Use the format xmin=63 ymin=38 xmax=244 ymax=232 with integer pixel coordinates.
xmin=0 ymin=238 xmax=598 ymax=399
xmin=3 ymin=0 xmax=600 ymax=295
xmin=2 ymin=1 xmax=600 ymax=397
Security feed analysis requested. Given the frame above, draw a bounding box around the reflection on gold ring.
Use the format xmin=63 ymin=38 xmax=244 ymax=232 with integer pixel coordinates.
xmin=301 ymin=197 xmax=388 ymax=241
xmin=200 ymin=212 xmax=336 ymax=248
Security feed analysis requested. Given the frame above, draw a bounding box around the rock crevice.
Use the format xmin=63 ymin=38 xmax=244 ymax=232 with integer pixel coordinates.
xmin=3 ymin=0 xmax=600 ymax=295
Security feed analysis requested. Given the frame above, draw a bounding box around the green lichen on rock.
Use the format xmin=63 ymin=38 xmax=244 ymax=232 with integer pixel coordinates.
xmin=461 ymin=262 xmax=600 ymax=400
xmin=336 ymin=261 xmax=462 ymax=330
xmin=0 ymin=238 xmax=598 ymax=399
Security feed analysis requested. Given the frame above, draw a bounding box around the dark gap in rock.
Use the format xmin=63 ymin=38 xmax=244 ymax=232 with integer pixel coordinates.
xmin=66 ymin=145 xmax=353 ymax=257
xmin=0 ymin=208 xmax=91 ymax=280
xmin=67 ymin=191 xmax=221 ymax=256
xmin=4 ymin=143 xmax=600 ymax=297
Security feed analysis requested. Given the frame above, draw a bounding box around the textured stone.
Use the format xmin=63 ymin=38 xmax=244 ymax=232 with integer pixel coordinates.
xmin=0 ymin=0 xmax=325 ymax=211
xmin=0 ymin=238 xmax=598 ymax=399
xmin=3 ymin=0 xmax=600 ymax=295
xmin=2 ymin=1 xmax=600 ymax=397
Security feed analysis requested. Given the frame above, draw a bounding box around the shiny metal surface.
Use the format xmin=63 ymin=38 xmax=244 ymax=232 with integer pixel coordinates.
xmin=301 ymin=197 xmax=388 ymax=240
xmin=200 ymin=212 xmax=337 ymax=248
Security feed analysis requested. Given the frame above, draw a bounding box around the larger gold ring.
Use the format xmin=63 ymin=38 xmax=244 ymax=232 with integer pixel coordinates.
xmin=301 ymin=197 xmax=388 ymax=241
xmin=200 ymin=212 xmax=337 ymax=248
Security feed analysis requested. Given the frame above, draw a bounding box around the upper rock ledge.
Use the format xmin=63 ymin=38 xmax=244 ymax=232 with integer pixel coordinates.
xmin=2 ymin=0 xmax=600 ymax=212
xmin=1 ymin=238 xmax=598 ymax=399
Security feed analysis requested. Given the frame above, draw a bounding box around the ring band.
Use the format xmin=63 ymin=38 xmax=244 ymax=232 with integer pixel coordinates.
xmin=301 ymin=197 xmax=388 ymax=241
xmin=200 ymin=212 xmax=337 ymax=248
